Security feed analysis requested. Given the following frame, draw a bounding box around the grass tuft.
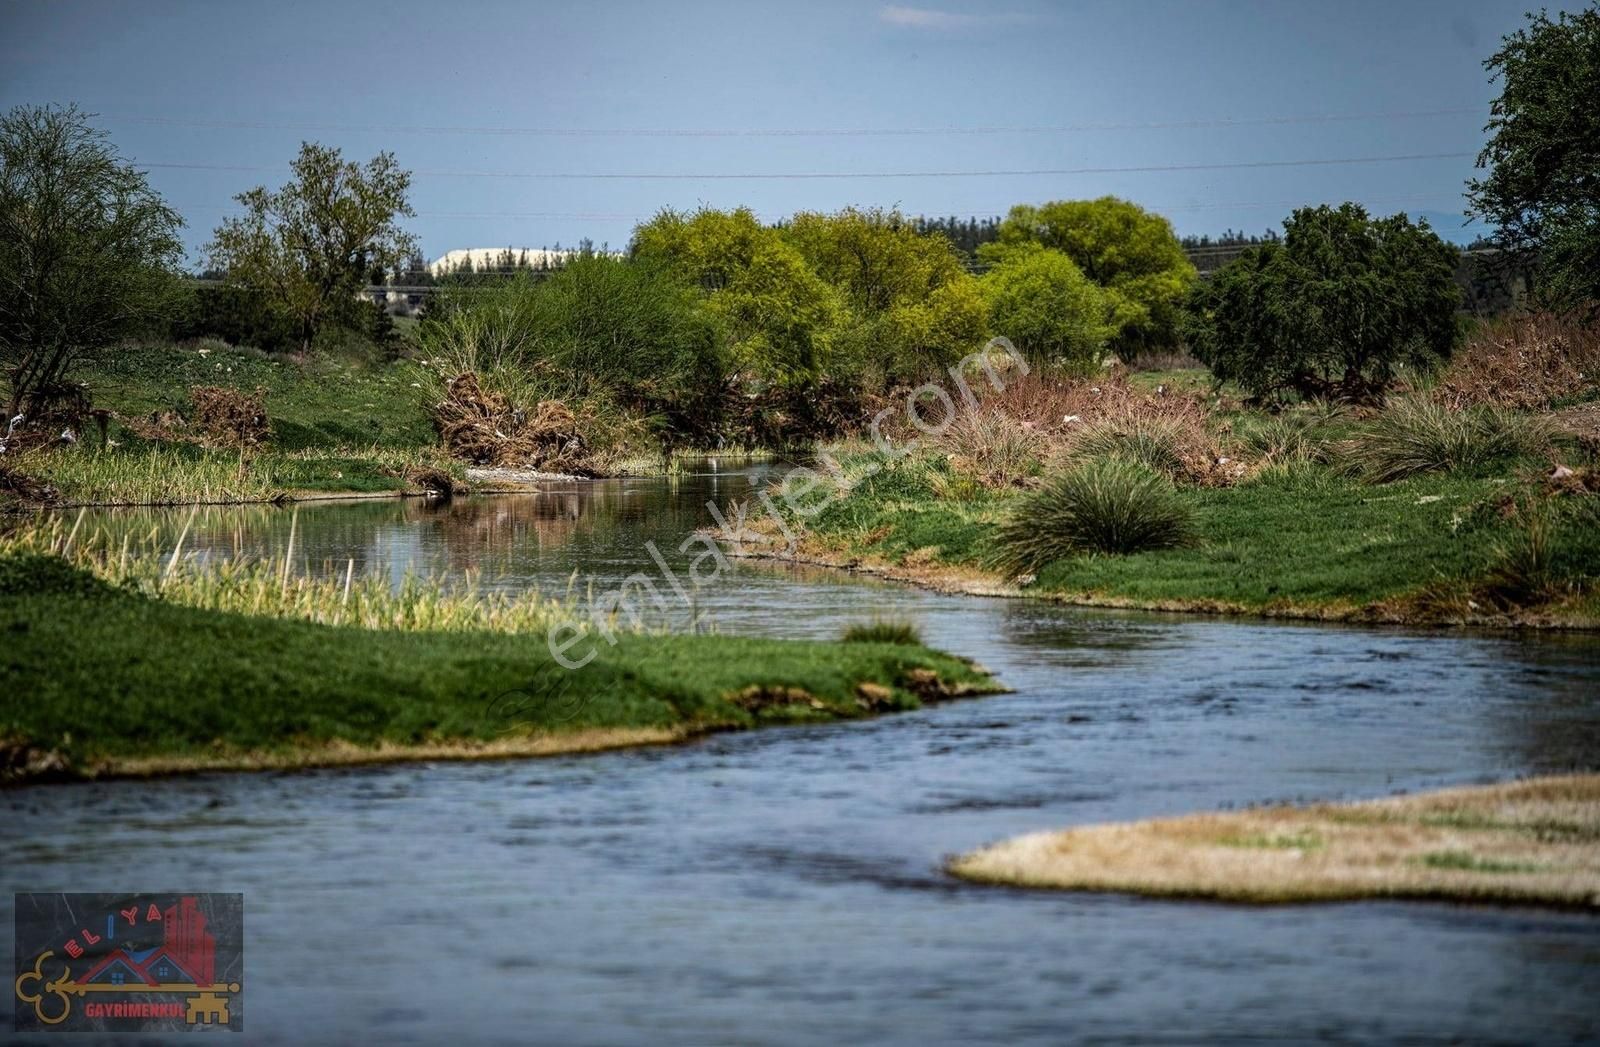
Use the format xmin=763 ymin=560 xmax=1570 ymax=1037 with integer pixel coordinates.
xmin=992 ymin=457 xmax=1197 ymax=576
xmin=1344 ymin=398 xmax=1555 ymax=483
xmin=840 ymin=617 xmax=923 ymax=645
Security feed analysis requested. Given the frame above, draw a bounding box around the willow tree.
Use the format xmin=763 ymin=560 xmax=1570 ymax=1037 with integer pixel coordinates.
xmin=0 ymin=104 xmax=183 ymax=422
xmin=207 ymin=143 xmax=416 ymax=353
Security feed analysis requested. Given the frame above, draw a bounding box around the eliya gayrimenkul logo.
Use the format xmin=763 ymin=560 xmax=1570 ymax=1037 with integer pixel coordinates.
xmin=13 ymin=893 xmax=243 ymax=1032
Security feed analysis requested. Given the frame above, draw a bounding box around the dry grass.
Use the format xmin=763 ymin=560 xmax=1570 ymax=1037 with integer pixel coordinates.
xmin=1435 ymin=312 xmax=1600 ymax=412
xmin=920 ymin=372 xmax=1230 ymax=487
xmin=950 ymin=774 xmax=1600 ymax=907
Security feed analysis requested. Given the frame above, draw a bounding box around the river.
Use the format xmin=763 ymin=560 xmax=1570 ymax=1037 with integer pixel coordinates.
xmin=4 ymin=461 xmax=1598 ymax=1044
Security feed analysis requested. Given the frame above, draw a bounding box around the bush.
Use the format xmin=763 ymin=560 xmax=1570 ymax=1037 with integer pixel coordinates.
xmin=979 ymin=196 xmax=1196 ymax=356
xmin=991 ymin=458 xmax=1196 ymax=576
xmin=841 ymin=618 xmax=923 ymax=645
xmin=1344 ymin=398 xmax=1556 ymax=482
xmin=1184 ymin=203 xmax=1462 ymax=403
xmin=981 ymin=244 xmax=1113 ymax=369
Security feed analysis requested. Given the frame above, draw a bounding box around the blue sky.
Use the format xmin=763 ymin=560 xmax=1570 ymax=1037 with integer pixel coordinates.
xmin=1 ymin=0 xmax=1570 ymax=264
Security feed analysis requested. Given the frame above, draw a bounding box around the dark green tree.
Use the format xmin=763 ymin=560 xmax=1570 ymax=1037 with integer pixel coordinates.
xmin=0 ymin=104 xmax=184 ymax=421
xmin=1467 ymin=4 xmax=1600 ymax=315
xmin=1183 ymin=204 xmax=1462 ymax=403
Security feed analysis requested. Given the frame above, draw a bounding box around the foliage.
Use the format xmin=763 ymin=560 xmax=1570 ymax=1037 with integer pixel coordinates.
xmin=0 ymin=104 xmax=184 ymax=420
xmin=980 ymin=197 xmax=1197 ymax=355
xmin=207 ymin=143 xmax=417 ymax=353
xmin=1466 ymin=5 xmax=1600 ymax=316
xmin=1342 ymin=398 xmax=1556 ymax=482
xmin=784 ymin=207 xmax=988 ymax=382
xmin=1184 ymin=203 xmax=1462 ymax=403
xmin=420 ymin=254 xmax=726 ymax=445
xmin=992 ymin=457 xmax=1196 ymax=575
xmin=980 ymin=244 xmax=1113 ymax=369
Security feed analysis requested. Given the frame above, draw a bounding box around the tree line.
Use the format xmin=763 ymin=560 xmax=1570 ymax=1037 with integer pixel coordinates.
xmin=2 ymin=4 xmax=1596 ymax=429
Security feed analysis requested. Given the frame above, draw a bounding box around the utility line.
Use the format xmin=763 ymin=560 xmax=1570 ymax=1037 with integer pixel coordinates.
xmin=101 ymin=105 xmax=1481 ymax=138
xmin=136 ymin=151 xmax=1475 ymax=181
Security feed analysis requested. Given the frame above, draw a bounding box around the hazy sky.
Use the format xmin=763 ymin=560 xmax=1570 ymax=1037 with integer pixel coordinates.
xmin=0 ymin=0 xmax=1571 ymax=264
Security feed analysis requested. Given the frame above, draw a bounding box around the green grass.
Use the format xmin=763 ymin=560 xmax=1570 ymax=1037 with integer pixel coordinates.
xmin=0 ymin=554 xmax=998 ymax=782
xmin=795 ymin=448 xmax=1600 ymax=620
xmin=86 ymin=340 xmax=435 ymax=451
xmin=2 ymin=341 xmax=452 ymax=506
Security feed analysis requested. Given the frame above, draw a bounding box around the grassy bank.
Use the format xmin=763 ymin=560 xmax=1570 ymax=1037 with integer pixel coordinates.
xmin=743 ymin=417 xmax=1600 ymax=628
xmin=2 ymin=341 xmax=460 ymax=506
xmin=948 ymin=775 xmax=1600 ymax=907
xmin=0 ymin=553 xmax=999 ymax=784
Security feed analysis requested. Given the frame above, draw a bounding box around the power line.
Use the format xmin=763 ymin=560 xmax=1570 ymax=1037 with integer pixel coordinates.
xmin=100 ymin=105 xmax=1482 ymax=138
xmin=136 ymin=151 xmax=1475 ymax=181
xmin=173 ymin=192 xmax=1465 ymax=222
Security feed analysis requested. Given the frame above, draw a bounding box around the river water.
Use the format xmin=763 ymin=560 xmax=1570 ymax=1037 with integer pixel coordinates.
xmin=5 ymin=462 xmax=1599 ymax=1044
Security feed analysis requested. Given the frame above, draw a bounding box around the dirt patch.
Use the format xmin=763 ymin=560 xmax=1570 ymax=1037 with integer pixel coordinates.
xmin=950 ymin=774 xmax=1600 ymax=907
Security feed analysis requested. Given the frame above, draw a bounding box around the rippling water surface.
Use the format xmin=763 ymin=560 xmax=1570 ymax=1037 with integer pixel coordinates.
xmin=6 ymin=462 xmax=1599 ymax=1044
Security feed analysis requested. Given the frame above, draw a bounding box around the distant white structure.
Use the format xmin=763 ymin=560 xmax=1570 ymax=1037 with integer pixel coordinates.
xmin=428 ymin=247 xmax=621 ymax=275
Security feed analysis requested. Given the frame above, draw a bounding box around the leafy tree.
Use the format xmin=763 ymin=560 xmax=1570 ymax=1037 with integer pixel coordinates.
xmin=1183 ymin=204 xmax=1462 ymax=403
xmin=980 ymin=243 xmax=1113 ymax=368
xmin=981 ymin=197 xmax=1196 ymax=355
xmin=0 ymin=104 xmax=183 ymax=421
xmin=207 ymin=143 xmax=417 ymax=353
xmin=1466 ymin=4 xmax=1600 ymax=315
xmin=632 ymin=207 xmax=840 ymax=388
xmin=783 ymin=207 xmax=987 ymax=382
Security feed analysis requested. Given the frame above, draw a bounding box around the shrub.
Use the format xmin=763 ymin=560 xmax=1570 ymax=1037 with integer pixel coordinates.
xmin=1344 ymin=398 xmax=1556 ymax=482
xmin=1184 ymin=203 xmax=1462 ymax=403
xmin=981 ymin=244 xmax=1114 ymax=369
xmin=991 ymin=457 xmax=1196 ymax=576
xmin=841 ymin=618 xmax=923 ymax=645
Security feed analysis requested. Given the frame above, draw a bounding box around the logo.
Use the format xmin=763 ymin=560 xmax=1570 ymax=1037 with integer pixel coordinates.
xmin=14 ymin=893 xmax=243 ymax=1032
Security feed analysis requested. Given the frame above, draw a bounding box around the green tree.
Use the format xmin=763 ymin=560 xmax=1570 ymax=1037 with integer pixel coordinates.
xmin=1183 ymin=204 xmax=1462 ymax=403
xmin=0 ymin=104 xmax=184 ymax=422
xmin=1466 ymin=4 xmax=1600 ymax=315
xmin=207 ymin=143 xmax=417 ymax=353
xmin=783 ymin=207 xmax=987 ymax=382
xmin=632 ymin=207 xmax=840 ymax=388
xmin=980 ymin=243 xmax=1114 ymax=368
xmin=980 ymin=197 xmax=1196 ymax=355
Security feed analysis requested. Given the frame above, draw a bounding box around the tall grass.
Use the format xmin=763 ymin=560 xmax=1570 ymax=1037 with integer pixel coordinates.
xmin=991 ymin=457 xmax=1197 ymax=576
xmin=0 ymin=512 xmax=597 ymax=636
xmin=1344 ymin=398 xmax=1556 ymax=483
xmin=26 ymin=446 xmax=279 ymax=505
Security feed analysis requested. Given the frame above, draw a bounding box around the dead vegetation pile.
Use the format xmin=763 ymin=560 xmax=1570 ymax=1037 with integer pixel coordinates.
xmin=924 ymin=372 xmax=1233 ymax=487
xmin=1434 ymin=312 xmax=1600 ymax=412
xmin=188 ymin=385 xmax=269 ymax=449
xmin=432 ymin=372 xmax=594 ymax=475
